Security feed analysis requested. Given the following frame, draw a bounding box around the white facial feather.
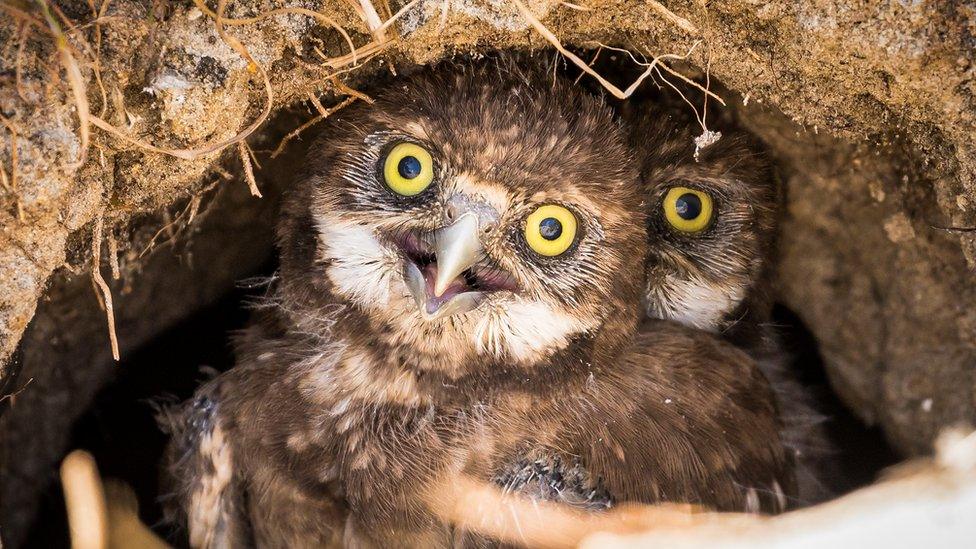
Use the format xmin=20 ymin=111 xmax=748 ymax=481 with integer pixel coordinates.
xmin=473 ymin=299 xmax=593 ymax=363
xmin=316 ymin=216 xmax=399 ymax=310
xmin=647 ymin=274 xmax=742 ymax=332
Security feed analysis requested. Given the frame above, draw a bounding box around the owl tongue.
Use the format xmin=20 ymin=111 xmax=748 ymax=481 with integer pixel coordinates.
xmin=420 ymin=261 xmax=469 ymax=314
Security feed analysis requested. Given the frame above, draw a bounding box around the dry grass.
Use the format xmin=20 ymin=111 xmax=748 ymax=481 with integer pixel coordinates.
xmin=190 ymin=2 xmax=358 ymax=62
xmin=86 ymin=0 xmax=112 ymax=118
xmin=1 ymin=0 xmax=387 ymax=169
xmin=331 ymin=76 xmax=375 ymax=104
xmin=0 ymin=114 xmax=25 ymax=221
xmin=3 ymin=0 xmax=720 ymax=172
xmin=14 ymin=22 xmax=30 ymax=102
xmin=377 ymin=0 xmax=423 ymax=33
xmin=0 ymin=377 xmax=34 ymax=407
xmin=558 ymin=1 xmax=591 ymax=12
xmin=137 ymin=179 xmax=223 ymax=259
xmin=37 ymin=0 xmax=91 ymax=170
xmin=357 ymin=0 xmax=389 ymax=42
xmin=510 ymin=0 xmax=720 ymax=109
xmin=270 ymin=96 xmax=358 ymax=158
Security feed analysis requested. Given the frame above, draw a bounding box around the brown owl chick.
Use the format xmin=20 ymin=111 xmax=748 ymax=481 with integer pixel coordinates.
xmin=622 ymin=104 xmax=778 ymax=344
xmin=624 ymin=103 xmax=831 ymax=504
xmin=162 ymin=60 xmax=794 ymax=547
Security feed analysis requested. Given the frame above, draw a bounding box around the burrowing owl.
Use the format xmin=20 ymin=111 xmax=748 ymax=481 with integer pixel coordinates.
xmin=162 ymin=60 xmax=794 ymax=547
xmin=625 ymin=100 xmax=829 ymax=505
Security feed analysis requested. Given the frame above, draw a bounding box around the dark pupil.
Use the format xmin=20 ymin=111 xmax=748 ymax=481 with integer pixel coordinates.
xmin=539 ymin=217 xmax=563 ymax=240
xmin=398 ymin=156 xmax=422 ymax=179
xmin=675 ymin=193 xmax=702 ymax=220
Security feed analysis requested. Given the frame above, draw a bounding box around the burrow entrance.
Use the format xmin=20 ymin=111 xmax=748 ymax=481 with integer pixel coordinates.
xmin=2 ymin=51 xmax=902 ymax=548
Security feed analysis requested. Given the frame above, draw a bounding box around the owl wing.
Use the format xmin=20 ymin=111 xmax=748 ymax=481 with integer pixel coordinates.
xmin=583 ymin=319 xmax=795 ymax=513
xmin=160 ymin=377 xmax=251 ymax=548
xmin=496 ymin=320 xmax=795 ymax=515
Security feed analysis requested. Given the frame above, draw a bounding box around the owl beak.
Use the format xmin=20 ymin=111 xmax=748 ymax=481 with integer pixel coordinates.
xmin=403 ymin=261 xmax=486 ymax=321
xmin=401 ymin=212 xmax=488 ymax=320
xmin=431 ymin=213 xmax=483 ymax=298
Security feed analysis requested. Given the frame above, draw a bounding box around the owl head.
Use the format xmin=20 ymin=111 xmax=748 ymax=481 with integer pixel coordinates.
xmin=627 ymin=107 xmax=779 ymax=343
xmin=276 ymin=61 xmax=646 ymax=376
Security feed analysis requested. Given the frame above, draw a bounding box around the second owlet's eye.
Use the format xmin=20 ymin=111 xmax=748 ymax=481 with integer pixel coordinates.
xmin=525 ymin=204 xmax=578 ymax=257
xmin=383 ymin=142 xmax=434 ymax=196
xmin=663 ymin=187 xmax=714 ymax=233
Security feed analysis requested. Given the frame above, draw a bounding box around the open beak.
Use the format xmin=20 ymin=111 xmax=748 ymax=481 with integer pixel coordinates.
xmin=432 ymin=213 xmax=482 ymax=297
xmin=404 ymin=213 xmax=487 ymax=320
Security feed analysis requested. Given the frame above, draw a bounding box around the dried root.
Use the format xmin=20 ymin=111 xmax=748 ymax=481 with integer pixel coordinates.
xmin=91 ymin=217 xmax=120 ymax=361
xmin=238 ymin=140 xmax=261 ymax=198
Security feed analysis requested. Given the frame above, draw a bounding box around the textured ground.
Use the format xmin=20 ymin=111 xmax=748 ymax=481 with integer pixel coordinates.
xmin=1 ymin=0 xmax=975 ymax=544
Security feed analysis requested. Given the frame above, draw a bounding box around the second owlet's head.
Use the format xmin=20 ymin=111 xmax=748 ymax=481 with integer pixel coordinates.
xmin=625 ymin=105 xmax=779 ymax=342
xmin=276 ymin=61 xmax=647 ymax=375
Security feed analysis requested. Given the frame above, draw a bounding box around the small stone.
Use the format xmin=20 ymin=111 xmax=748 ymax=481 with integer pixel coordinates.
xmin=869 ymin=182 xmax=886 ymax=202
xmin=884 ymin=213 xmax=916 ymax=243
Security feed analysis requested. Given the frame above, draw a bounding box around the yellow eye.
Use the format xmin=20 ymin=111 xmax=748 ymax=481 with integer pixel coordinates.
xmin=383 ymin=142 xmax=434 ymax=196
xmin=663 ymin=187 xmax=714 ymax=233
xmin=525 ymin=204 xmax=578 ymax=257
